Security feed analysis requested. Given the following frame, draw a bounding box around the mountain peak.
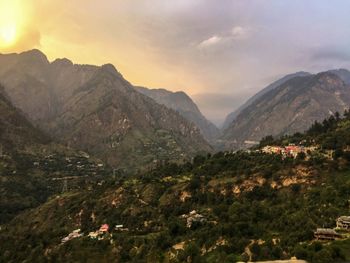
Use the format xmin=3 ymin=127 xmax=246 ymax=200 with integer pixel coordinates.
xmin=100 ymin=63 xmax=119 ymax=75
xmin=51 ymin=58 xmax=73 ymax=67
xmin=315 ymin=71 xmax=344 ymax=86
xmin=327 ymin=68 xmax=350 ymax=85
xmin=19 ymin=49 xmax=49 ymax=64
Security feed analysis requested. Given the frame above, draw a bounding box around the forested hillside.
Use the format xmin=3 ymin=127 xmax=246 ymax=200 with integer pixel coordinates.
xmin=1 ymin=112 xmax=350 ymax=262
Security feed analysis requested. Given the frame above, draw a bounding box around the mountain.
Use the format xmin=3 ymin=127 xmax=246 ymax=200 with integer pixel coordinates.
xmin=135 ymin=86 xmax=220 ymax=142
xmin=49 ymin=65 xmax=212 ymax=170
xmin=0 ymin=85 xmax=110 ymax=223
xmin=0 ymin=50 xmax=211 ymax=171
xmin=329 ymin=68 xmax=350 ymax=85
xmin=222 ymin=71 xmax=311 ymax=130
xmin=222 ymin=72 xmax=350 ymax=148
xmin=2 ymin=112 xmax=350 ymax=262
xmin=0 ymin=85 xmax=49 ymax=149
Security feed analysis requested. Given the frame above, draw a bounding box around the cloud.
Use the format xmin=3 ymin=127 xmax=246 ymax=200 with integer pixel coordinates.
xmin=197 ymin=35 xmax=223 ymax=49
xmin=231 ymin=26 xmax=249 ymax=39
xmin=197 ymin=25 xmax=250 ymax=49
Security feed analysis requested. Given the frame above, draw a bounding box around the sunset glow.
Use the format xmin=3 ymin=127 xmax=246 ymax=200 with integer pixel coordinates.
xmin=0 ymin=24 xmax=17 ymax=46
xmin=0 ymin=0 xmax=22 ymax=48
xmin=1 ymin=0 xmax=350 ymax=125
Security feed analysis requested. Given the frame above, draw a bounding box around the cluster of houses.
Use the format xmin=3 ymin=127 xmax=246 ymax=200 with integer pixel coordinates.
xmin=60 ymin=223 xmax=129 ymax=244
xmin=180 ymin=210 xmax=206 ymax=228
xmin=33 ymin=153 xmax=107 ymax=176
xmin=314 ymin=216 xmax=350 ymax=241
xmin=88 ymin=224 xmax=110 ymax=239
xmin=261 ymin=145 xmax=317 ymax=158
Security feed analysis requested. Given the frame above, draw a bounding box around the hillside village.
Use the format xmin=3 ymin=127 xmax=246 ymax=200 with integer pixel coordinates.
xmin=261 ymin=145 xmax=318 ymax=159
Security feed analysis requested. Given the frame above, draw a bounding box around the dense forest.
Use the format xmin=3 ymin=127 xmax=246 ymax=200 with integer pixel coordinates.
xmin=1 ymin=112 xmax=350 ymax=262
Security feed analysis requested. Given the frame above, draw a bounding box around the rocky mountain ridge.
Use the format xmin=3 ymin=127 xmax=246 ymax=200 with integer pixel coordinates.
xmin=135 ymin=86 xmax=220 ymax=142
xmin=0 ymin=50 xmax=211 ymax=171
xmin=222 ymin=71 xmax=350 ymax=149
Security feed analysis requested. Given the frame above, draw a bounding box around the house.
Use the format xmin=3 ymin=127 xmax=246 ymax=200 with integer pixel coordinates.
xmin=336 ymin=216 xmax=350 ymax=230
xmin=262 ymin=146 xmax=283 ymax=155
xmin=314 ymin=228 xmax=342 ymax=241
xmin=115 ymin=224 xmax=129 ymax=231
xmin=99 ymin=224 xmax=109 ymax=233
xmin=181 ymin=210 xmax=206 ymax=228
xmin=285 ymin=145 xmax=303 ymax=158
xmin=88 ymin=231 xmax=99 ymax=239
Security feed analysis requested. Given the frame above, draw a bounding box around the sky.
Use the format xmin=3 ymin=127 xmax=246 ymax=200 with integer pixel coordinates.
xmin=1 ymin=0 xmax=350 ymax=126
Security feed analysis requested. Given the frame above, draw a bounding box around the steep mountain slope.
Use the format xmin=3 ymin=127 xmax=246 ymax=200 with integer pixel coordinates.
xmin=136 ymin=86 xmax=220 ymax=141
xmin=222 ymin=72 xmax=350 ymax=148
xmin=0 ymin=50 xmax=211 ymax=170
xmin=222 ymin=71 xmax=311 ymax=129
xmin=2 ymin=113 xmax=350 ymax=262
xmin=329 ymin=68 xmax=350 ymax=85
xmin=0 ymin=85 xmax=49 ymax=149
xmin=49 ymin=65 xmax=211 ymax=170
xmin=0 ymin=50 xmax=98 ymax=122
xmin=0 ymin=85 xmax=110 ymax=223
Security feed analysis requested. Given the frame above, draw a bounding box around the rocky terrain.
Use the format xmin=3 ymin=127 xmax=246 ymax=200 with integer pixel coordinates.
xmin=222 ymin=72 xmax=350 ymax=149
xmin=222 ymin=72 xmax=311 ymax=130
xmin=136 ymin=86 xmax=220 ymax=142
xmin=0 ymin=50 xmax=212 ymax=171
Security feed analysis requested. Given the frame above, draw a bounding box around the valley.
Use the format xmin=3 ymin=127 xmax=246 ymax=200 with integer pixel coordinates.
xmin=1 ymin=49 xmax=350 ymax=263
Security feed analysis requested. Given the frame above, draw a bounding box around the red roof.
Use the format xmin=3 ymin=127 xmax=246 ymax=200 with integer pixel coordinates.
xmin=99 ymin=224 xmax=109 ymax=232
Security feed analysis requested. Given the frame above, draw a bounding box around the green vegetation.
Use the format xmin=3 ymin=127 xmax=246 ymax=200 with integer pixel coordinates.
xmin=1 ymin=113 xmax=350 ymax=262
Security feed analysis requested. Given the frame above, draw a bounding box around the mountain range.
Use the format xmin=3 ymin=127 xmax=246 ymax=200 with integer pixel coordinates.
xmin=0 ymin=50 xmax=211 ymax=171
xmin=1 ymin=49 xmax=350 ymax=157
xmin=222 ymin=71 xmax=311 ymax=130
xmin=222 ymin=70 xmax=350 ymax=148
xmin=1 ymin=48 xmax=350 ymax=262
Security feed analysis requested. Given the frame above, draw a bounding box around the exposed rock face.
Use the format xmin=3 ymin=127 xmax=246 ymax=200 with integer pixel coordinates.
xmin=136 ymin=86 xmax=220 ymax=142
xmin=0 ymin=50 xmax=211 ymax=170
xmin=222 ymin=72 xmax=350 ymax=149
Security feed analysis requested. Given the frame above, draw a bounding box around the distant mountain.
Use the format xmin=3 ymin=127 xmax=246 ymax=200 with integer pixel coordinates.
xmin=329 ymin=68 xmax=350 ymax=85
xmin=0 ymin=50 xmax=99 ymax=122
xmin=222 ymin=71 xmax=311 ymax=130
xmin=135 ymin=86 xmax=220 ymax=142
xmin=222 ymin=72 xmax=350 ymax=148
xmin=0 ymin=50 xmax=211 ymax=171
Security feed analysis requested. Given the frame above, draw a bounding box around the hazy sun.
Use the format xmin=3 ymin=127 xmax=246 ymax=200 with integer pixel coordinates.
xmin=0 ymin=24 xmax=17 ymax=46
xmin=0 ymin=0 xmax=22 ymax=49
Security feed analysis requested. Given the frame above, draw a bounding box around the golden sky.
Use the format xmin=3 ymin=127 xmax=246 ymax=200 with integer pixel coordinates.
xmin=0 ymin=0 xmax=202 ymax=95
xmin=1 ymin=0 xmax=350 ymax=125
